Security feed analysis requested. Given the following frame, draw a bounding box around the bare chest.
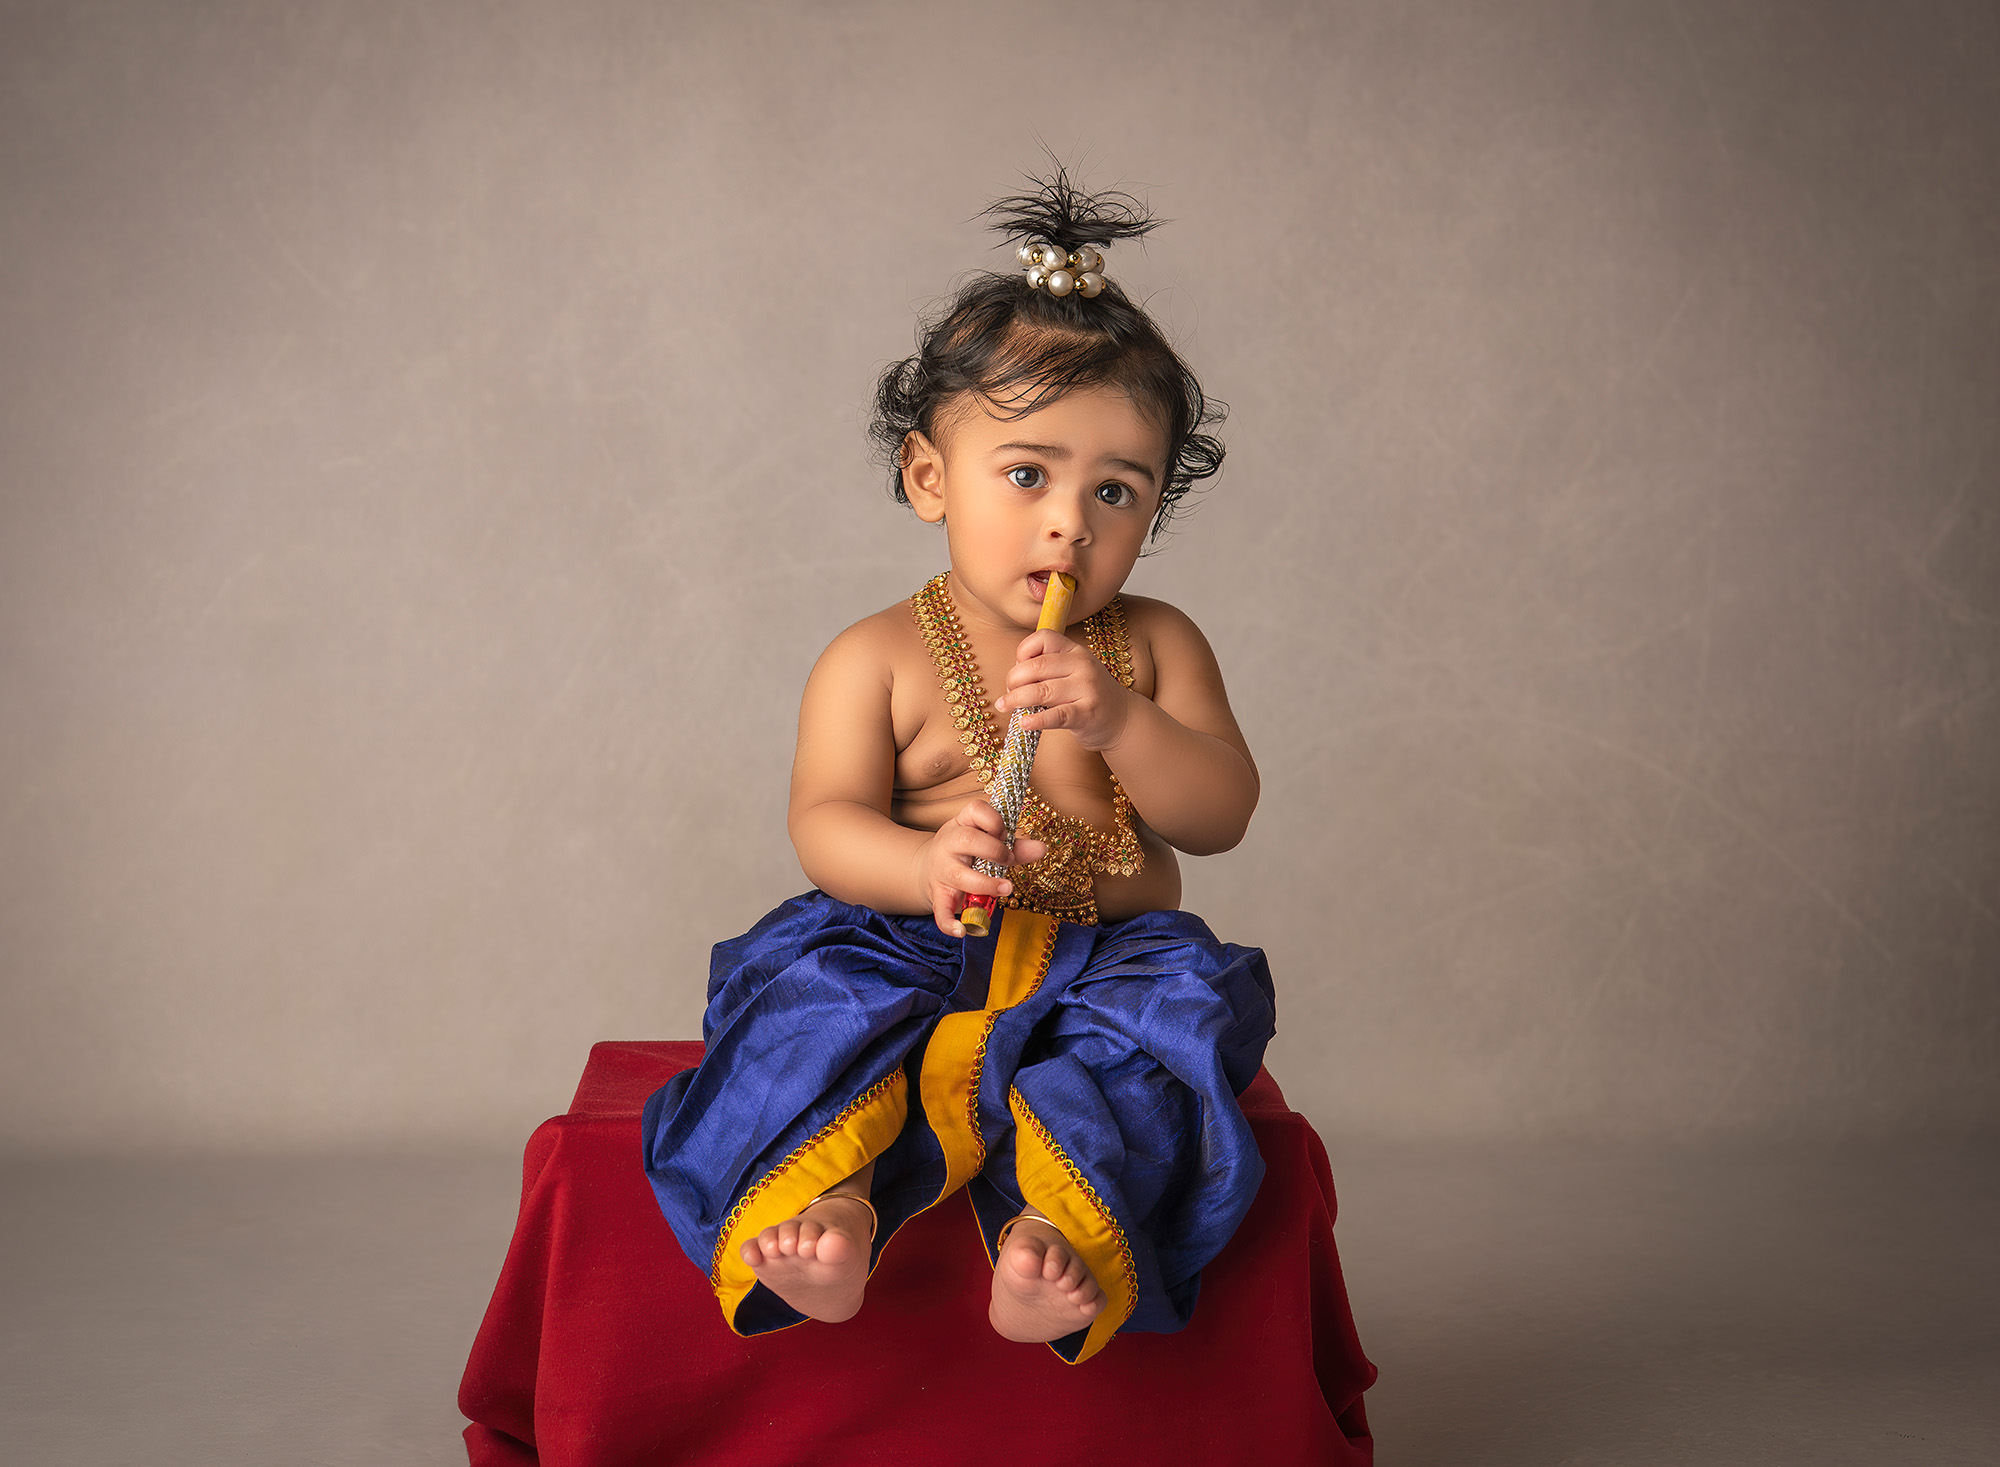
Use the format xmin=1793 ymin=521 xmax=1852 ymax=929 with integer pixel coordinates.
xmin=889 ymin=603 xmax=1131 ymax=825
xmin=893 ymin=716 xmax=1121 ymax=830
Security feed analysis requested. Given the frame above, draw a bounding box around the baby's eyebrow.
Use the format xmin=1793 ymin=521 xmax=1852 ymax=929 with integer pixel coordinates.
xmin=992 ymin=441 xmax=1158 ymax=487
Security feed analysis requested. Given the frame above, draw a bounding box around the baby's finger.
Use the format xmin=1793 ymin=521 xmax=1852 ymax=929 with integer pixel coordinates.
xmin=1007 ymin=644 xmax=1083 ymax=684
xmin=1014 ymin=629 xmax=1075 ymax=662
xmin=935 ymin=869 xmax=1012 ymax=928
xmin=1015 ymin=702 xmax=1076 ymax=732
xmin=954 ymin=797 xmax=1003 ymax=834
xmin=996 ymin=676 xmax=1066 ymax=714
xmin=1009 ymin=837 xmax=1047 ymax=865
xmin=948 ymin=825 xmax=1015 ymax=870
xmin=933 ymin=888 xmax=966 ymax=937
xmin=951 ymin=861 xmax=1014 ymax=899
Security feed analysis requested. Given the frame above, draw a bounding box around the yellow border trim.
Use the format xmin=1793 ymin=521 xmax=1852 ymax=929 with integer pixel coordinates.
xmin=918 ymin=909 xmax=1059 ymax=1200
xmin=1007 ymin=1087 xmax=1138 ymax=1364
xmin=919 ymin=1009 xmax=996 ymax=1197
xmin=988 ymin=908 xmax=1059 ymax=1011
xmin=709 ymin=1069 xmax=909 ymax=1332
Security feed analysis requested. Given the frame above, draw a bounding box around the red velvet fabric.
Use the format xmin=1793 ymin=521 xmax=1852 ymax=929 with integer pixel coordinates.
xmin=461 ymin=1041 xmax=1376 ymax=1466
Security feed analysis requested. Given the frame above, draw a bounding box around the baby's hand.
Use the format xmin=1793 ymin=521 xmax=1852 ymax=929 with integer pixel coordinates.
xmin=916 ymin=799 xmax=1048 ymax=937
xmin=995 ymin=631 xmax=1133 ymax=752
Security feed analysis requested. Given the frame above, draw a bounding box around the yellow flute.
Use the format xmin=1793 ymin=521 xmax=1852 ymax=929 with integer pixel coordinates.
xmin=957 ymin=572 xmax=1077 ymax=936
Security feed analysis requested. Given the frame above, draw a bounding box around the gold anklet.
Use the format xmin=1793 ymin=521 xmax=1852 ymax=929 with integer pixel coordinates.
xmin=991 ymin=1205 xmax=1056 ymax=1257
xmin=802 ymin=1190 xmax=878 ymax=1243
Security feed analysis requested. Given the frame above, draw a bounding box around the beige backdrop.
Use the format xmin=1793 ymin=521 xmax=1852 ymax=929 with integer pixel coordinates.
xmin=2 ymin=0 xmax=1995 ymax=1151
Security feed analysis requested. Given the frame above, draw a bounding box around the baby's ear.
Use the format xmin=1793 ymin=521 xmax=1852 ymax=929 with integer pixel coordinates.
xmin=902 ymin=431 xmax=946 ymax=521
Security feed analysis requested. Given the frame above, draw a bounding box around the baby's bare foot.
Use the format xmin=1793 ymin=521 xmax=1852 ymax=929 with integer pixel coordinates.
xmin=988 ymin=1213 xmax=1104 ymax=1342
xmin=739 ymin=1194 xmax=872 ymax=1323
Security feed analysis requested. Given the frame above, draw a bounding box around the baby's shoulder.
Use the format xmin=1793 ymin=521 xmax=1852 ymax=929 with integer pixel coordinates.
xmin=841 ymin=593 xmax=948 ymax=661
xmin=823 ymin=600 xmax=912 ymax=652
xmin=1111 ymin=593 xmax=1199 ymax=640
xmin=1108 ymin=593 xmax=1220 ymax=696
xmin=803 ymin=598 xmax=940 ymax=722
xmin=804 ymin=599 xmax=949 ymax=751
xmin=808 ymin=601 xmax=921 ymax=685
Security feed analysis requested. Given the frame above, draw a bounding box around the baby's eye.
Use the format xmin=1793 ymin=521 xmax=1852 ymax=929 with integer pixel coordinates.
xmin=1096 ymin=482 xmax=1135 ymax=507
xmin=1007 ymin=465 xmax=1047 ymax=490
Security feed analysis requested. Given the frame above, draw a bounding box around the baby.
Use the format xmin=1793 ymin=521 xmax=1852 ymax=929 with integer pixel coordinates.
xmin=643 ymin=172 xmax=1275 ymax=1364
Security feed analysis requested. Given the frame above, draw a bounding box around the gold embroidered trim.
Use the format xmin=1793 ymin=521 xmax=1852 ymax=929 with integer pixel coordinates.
xmin=961 ymin=913 xmax=1060 ymax=1174
xmin=964 ymin=1013 xmax=999 ymax=1174
xmin=1010 ymin=1101 xmax=1139 ymax=1322
xmin=708 ymin=1072 xmax=903 ymax=1284
xmin=909 ymin=574 xmax=1144 ymax=925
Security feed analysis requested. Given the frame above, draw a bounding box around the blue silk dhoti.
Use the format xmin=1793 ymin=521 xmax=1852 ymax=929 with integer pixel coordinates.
xmin=641 ymin=892 xmax=1276 ymax=1364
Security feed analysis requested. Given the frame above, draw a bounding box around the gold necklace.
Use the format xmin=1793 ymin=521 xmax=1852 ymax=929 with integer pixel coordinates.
xmin=910 ymin=574 xmax=1145 ymax=922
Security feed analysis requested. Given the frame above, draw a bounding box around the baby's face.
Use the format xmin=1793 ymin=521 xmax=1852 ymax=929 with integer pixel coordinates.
xmin=908 ymin=384 xmax=1167 ymax=632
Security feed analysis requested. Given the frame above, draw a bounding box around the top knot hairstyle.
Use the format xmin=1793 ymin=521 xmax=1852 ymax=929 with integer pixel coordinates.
xmin=870 ymin=168 xmax=1225 ymax=540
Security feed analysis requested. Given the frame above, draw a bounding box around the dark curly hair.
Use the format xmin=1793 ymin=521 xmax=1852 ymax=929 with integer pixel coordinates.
xmin=869 ymin=168 xmax=1225 ymax=540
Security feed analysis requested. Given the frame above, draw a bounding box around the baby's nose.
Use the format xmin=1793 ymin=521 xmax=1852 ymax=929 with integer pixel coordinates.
xmin=1044 ymin=502 xmax=1088 ymax=542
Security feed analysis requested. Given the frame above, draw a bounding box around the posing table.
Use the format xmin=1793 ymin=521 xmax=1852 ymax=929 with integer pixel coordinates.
xmin=461 ymin=1041 xmax=1376 ymax=1465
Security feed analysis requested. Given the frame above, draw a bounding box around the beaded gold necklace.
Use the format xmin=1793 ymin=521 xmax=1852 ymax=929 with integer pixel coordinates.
xmin=910 ymin=573 xmax=1144 ymax=925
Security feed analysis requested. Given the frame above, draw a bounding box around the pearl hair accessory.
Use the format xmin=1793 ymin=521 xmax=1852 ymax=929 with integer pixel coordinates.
xmin=1014 ymin=239 xmax=1107 ymax=298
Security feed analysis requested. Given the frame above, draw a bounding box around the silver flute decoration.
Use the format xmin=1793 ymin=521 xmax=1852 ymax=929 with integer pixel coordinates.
xmin=957 ymin=572 xmax=1076 ymax=935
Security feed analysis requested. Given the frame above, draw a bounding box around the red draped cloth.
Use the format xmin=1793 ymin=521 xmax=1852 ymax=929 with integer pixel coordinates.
xmin=460 ymin=1041 xmax=1376 ymax=1466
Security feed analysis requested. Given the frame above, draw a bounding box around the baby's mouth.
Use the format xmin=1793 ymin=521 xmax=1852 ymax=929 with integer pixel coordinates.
xmin=1027 ymin=570 xmax=1074 ymax=602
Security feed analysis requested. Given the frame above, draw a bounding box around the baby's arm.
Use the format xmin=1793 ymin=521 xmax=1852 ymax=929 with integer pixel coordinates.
xmin=789 ymin=621 xmax=1045 ymax=931
xmin=995 ymin=599 xmax=1259 ymax=855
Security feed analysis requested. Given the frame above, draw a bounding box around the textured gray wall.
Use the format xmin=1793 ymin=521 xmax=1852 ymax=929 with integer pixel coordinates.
xmin=2 ymin=0 xmax=1995 ymax=1151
